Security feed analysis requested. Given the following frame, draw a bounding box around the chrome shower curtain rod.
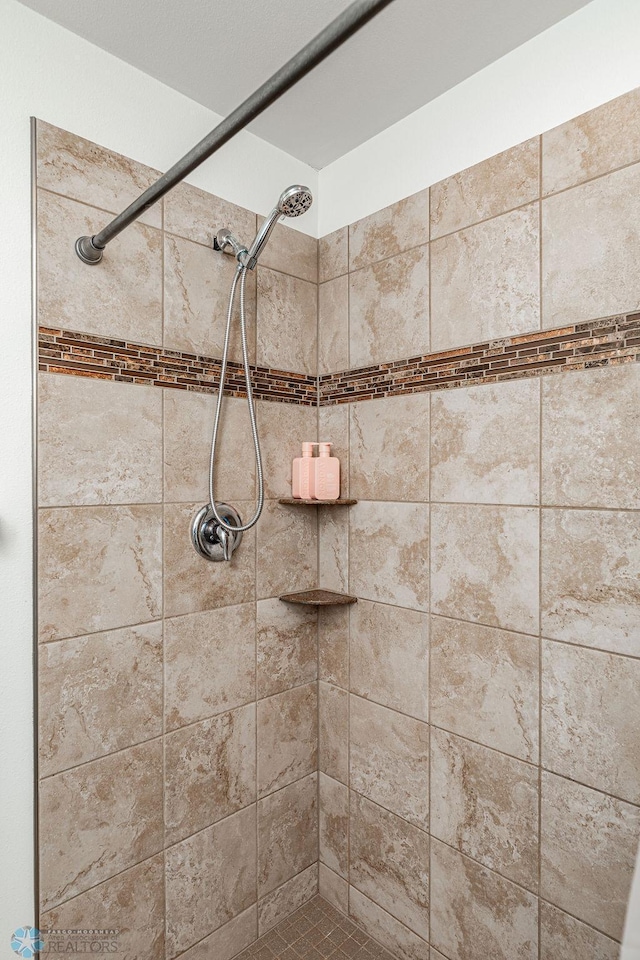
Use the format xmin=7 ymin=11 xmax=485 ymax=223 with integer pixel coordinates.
xmin=75 ymin=0 xmax=396 ymax=264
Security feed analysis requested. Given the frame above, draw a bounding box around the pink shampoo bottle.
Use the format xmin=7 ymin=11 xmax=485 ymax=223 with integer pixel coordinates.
xmin=311 ymin=442 xmax=340 ymax=500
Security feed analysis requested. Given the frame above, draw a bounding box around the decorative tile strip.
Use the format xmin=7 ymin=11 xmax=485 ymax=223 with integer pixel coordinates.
xmin=38 ymin=327 xmax=318 ymax=405
xmin=319 ymin=313 xmax=640 ymax=405
xmin=39 ymin=313 xmax=640 ymax=407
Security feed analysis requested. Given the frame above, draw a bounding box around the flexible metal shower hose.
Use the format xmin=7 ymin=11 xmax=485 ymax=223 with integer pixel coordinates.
xmin=208 ymin=263 xmax=264 ymax=532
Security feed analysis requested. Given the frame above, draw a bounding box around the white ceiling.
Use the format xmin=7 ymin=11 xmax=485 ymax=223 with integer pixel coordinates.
xmin=19 ymin=0 xmax=593 ymax=169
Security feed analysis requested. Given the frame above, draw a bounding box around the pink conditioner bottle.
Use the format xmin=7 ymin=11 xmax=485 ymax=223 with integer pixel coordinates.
xmin=292 ymin=442 xmax=316 ymax=499
xmin=311 ymin=442 xmax=340 ymax=500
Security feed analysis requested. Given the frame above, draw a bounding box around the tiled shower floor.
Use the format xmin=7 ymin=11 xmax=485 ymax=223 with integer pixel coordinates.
xmin=236 ymin=896 xmax=396 ymax=960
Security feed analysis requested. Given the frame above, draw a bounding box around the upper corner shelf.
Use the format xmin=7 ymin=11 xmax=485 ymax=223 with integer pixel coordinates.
xmin=278 ymin=498 xmax=357 ymax=506
xmin=279 ymin=589 xmax=357 ymax=606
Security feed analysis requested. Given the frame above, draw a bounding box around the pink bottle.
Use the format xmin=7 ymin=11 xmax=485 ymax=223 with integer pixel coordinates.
xmin=311 ymin=443 xmax=340 ymax=500
xmin=292 ymin=443 xmax=315 ymax=499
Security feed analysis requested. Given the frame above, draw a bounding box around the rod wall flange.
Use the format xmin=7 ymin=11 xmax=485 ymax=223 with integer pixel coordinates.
xmin=75 ymin=236 xmax=104 ymax=264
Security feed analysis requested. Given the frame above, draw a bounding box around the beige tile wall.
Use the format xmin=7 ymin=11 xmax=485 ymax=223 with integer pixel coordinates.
xmin=36 ymin=84 xmax=640 ymax=960
xmin=36 ymin=121 xmax=320 ymax=959
xmin=317 ymin=87 xmax=640 ymax=960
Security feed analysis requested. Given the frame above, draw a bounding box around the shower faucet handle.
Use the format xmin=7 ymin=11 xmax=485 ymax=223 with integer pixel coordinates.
xmin=191 ymin=503 xmax=244 ymax=562
xmin=217 ymin=525 xmax=233 ymax=562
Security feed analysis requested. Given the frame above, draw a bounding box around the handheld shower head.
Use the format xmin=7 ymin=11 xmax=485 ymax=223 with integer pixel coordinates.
xmin=245 ymin=185 xmax=313 ymax=269
xmin=277 ymin=185 xmax=313 ymax=218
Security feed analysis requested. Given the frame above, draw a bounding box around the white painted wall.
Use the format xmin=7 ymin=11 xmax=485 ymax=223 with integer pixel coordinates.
xmin=0 ymin=0 xmax=317 ymax=945
xmin=318 ymin=0 xmax=640 ymax=235
xmin=3 ymin=0 xmax=640 ymax=947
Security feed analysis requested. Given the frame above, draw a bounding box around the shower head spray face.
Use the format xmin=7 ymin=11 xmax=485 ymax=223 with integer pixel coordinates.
xmin=277 ymin=185 xmax=313 ymax=218
xmin=245 ymin=185 xmax=314 ymax=268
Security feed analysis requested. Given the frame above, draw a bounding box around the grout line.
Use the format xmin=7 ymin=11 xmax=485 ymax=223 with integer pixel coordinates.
xmin=41 ymin=850 xmax=166 ymax=919
xmin=315 ymin=239 xmax=322 ymax=894
xmin=427 ymin=363 xmax=432 ymax=949
xmin=160 ymin=205 xmax=168 ymax=947
xmin=537 ymin=362 xmax=543 ymax=960
xmin=37 ymin=185 xmax=164 ymax=230
xmin=39 ymin=732 xmax=165 ymax=782
xmin=38 ymin=497 xmax=640 ymax=512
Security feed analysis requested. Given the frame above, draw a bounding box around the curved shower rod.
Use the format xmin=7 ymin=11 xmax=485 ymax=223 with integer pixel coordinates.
xmin=75 ymin=0 xmax=396 ymax=264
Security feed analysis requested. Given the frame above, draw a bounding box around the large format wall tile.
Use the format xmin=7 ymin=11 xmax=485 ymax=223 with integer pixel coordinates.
xmin=542 ymin=87 xmax=640 ymax=195
xmin=165 ymin=705 xmax=256 ymax=844
xmin=165 ymin=804 xmax=257 ymax=958
xmin=164 ymin=232 xmax=256 ymax=362
xmin=319 ymin=402 xmax=350 ymax=496
xmin=40 ymin=740 xmax=163 ymax=911
xmin=256 ymin=401 xmax=318 ymax=500
xmin=37 ymin=120 xmax=162 ymax=227
xmin=541 ymin=508 xmax=640 ymax=657
xmin=430 ymin=729 xmax=538 ymax=890
xmin=541 ymin=772 xmax=640 ymax=939
xmin=350 ymin=695 xmax=429 ymax=829
xmin=40 ymin=854 xmax=165 ymax=960
xmin=319 ymin=682 xmax=348 ymax=784
xmin=349 ymin=888 xmax=430 ymax=960
xmin=39 ymin=505 xmax=162 ymax=642
xmin=318 ymin=606 xmax=349 ymax=690
xmin=319 ymin=226 xmax=348 ymax=283
xmin=542 ymin=640 xmax=640 ymax=803
xmin=164 ymin=390 xmax=256 ymax=503
xmin=430 ymin=840 xmax=538 ymax=960
xmin=39 ymin=622 xmax=162 ymax=776
xmin=37 ymin=190 xmax=162 ymax=345
xmin=431 ymin=138 xmax=539 ymax=239
xmin=177 ymin=906 xmax=257 ymax=960
xmin=542 ymin=364 xmax=640 ymax=509
xmin=540 ymin=902 xmax=619 ymax=960
xmin=542 ymin=162 xmax=640 ymax=326
xmin=164 ymin=181 xmax=255 ymax=249
xmin=256 ymin=501 xmax=317 ymax=599
xmin=319 ymin=773 xmax=348 ymax=879
xmin=319 ymin=507 xmax=349 ymax=592
xmin=319 ymin=863 xmax=348 ymax=914
xmin=257 ymin=863 xmax=318 ymax=935
xmin=431 ymin=503 xmax=539 ymax=634
xmin=38 ymin=374 xmax=162 ymax=507
xmin=431 ymin=203 xmax=539 ymax=352
xmin=257 ymin=683 xmax=318 ymax=797
xmin=350 ymin=393 xmax=429 ymax=501
xmin=349 ymin=190 xmax=429 ymax=270
xmin=430 ymin=617 xmax=539 ymax=762
xmin=257 ymin=774 xmax=318 ymax=897
xmin=164 ymin=604 xmax=255 ymax=730
xmin=258 ymin=221 xmax=318 ymax=283
xmin=350 ymin=501 xmax=429 ymax=611
xmin=350 ymin=792 xmax=429 ymax=940
xmin=431 ymin=378 xmax=540 ymax=505
xmin=350 ymin=600 xmax=429 ymax=721
xmin=319 ymin=275 xmax=349 ymax=374
xmin=256 ymin=598 xmax=317 ymax=699
xmin=163 ymin=501 xmax=255 ymax=617
xmin=349 ymin=244 xmax=429 ymax=368
xmin=257 ymin=268 xmax=317 ymax=374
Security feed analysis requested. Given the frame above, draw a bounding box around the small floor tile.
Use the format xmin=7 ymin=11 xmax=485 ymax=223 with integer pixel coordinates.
xmin=235 ymin=896 xmax=397 ymax=960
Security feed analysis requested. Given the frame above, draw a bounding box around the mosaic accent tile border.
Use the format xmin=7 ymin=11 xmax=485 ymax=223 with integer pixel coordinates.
xmin=37 ymin=327 xmax=318 ymax=405
xmin=39 ymin=313 xmax=640 ymax=407
xmin=320 ymin=312 xmax=640 ymax=404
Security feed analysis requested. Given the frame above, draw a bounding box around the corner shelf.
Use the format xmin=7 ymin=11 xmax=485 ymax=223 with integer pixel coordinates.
xmin=279 ymin=589 xmax=357 ymax=606
xmin=278 ymin=498 xmax=357 ymax=506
